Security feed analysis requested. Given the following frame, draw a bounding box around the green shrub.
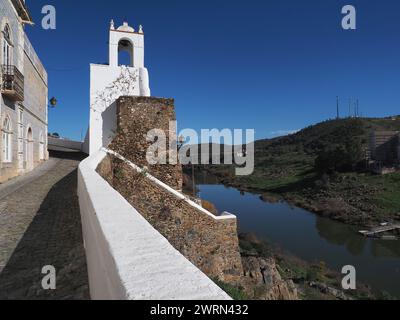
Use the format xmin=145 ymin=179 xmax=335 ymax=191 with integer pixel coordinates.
xmin=212 ymin=279 xmax=249 ymax=300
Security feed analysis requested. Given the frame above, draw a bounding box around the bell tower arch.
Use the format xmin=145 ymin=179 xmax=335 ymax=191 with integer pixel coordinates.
xmin=109 ymin=21 xmax=146 ymax=69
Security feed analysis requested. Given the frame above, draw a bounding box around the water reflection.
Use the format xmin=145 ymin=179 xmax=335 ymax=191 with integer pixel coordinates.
xmin=196 ymin=182 xmax=400 ymax=296
xmin=315 ymin=217 xmax=365 ymax=256
xmin=314 ymin=217 xmax=400 ymax=258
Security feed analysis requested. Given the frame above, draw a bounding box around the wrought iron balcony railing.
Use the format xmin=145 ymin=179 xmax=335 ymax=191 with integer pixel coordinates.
xmin=1 ymin=65 xmax=24 ymax=101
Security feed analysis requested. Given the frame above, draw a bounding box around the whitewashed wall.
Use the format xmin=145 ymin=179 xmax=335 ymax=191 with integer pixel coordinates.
xmin=89 ymin=64 xmax=150 ymax=155
xmin=88 ymin=24 xmax=151 ymax=156
xmin=48 ymin=137 xmax=82 ymax=152
xmin=82 ymin=129 xmax=89 ymax=155
xmin=77 ymin=150 xmax=231 ymax=300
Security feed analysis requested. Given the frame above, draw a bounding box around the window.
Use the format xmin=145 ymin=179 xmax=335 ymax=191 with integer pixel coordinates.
xmin=2 ymin=24 xmax=12 ymax=66
xmin=25 ymin=127 xmax=33 ymax=169
xmin=18 ymin=108 xmax=23 ymax=123
xmin=3 ymin=24 xmax=10 ymax=41
xmin=2 ymin=116 xmax=12 ymax=163
xmin=18 ymin=108 xmax=24 ymax=157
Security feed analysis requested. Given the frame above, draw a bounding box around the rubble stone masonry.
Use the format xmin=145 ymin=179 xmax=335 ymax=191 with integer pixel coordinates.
xmin=99 ymin=96 xmax=243 ymax=283
xmin=109 ymin=96 xmax=182 ymax=190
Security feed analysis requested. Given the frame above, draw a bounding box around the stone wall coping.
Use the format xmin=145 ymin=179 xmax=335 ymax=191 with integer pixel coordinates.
xmin=78 ymin=149 xmax=232 ymax=300
xmin=103 ymin=148 xmax=237 ymax=222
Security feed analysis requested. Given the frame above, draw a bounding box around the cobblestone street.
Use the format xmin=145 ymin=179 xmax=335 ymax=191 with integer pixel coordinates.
xmin=0 ymin=152 xmax=90 ymax=300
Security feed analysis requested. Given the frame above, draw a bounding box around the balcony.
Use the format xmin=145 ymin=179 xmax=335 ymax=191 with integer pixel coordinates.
xmin=1 ymin=65 xmax=24 ymax=102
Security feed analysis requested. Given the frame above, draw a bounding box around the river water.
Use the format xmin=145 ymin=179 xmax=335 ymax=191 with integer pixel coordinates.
xmin=196 ymin=182 xmax=400 ymax=297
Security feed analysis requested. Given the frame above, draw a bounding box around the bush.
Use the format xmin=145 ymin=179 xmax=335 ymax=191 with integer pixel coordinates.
xmin=315 ymin=136 xmax=364 ymax=173
xmin=202 ymin=200 xmax=218 ymax=215
xmin=212 ymin=279 xmax=249 ymax=300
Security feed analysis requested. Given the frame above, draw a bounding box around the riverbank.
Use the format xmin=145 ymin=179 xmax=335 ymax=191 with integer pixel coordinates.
xmin=213 ymin=233 xmax=395 ymax=300
xmin=187 ymin=165 xmax=400 ymax=228
xmin=192 ymin=183 xmax=400 ymax=298
xmin=185 ymin=117 xmax=400 ymax=228
xmin=236 ymin=233 xmax=396 ymax=300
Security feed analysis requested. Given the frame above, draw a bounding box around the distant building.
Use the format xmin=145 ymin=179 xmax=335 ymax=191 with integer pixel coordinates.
xmin=1 ymin=0 xmax=48 ymax=183
xmin=369 ymin=131 xmax=400 ymax=165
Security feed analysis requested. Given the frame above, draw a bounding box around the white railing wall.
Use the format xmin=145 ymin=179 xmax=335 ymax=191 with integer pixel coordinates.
xmin=77 ymin=150 xmax=231 ymax=300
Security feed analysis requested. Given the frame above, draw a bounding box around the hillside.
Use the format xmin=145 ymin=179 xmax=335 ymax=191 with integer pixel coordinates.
xmin=189 ymin=116 xmax=400 ymax=227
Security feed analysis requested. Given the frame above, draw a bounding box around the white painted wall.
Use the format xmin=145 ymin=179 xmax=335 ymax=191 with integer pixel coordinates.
xmin=109 ymin=23 xmax=145 ymax=69
xmin=48 ymin=137 xmax=82 ymax=151
xmin=88 ymin=21 xmax=151 ymax=155
xmin=77 ymin=150 xmax=232 ymax=300
xmin=82 ymin=129 xmax=89 ymax=155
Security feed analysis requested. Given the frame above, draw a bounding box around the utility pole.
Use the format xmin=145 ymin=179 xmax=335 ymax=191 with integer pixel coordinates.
xmin=349 ymin=98 xmax=352 ymax=118
xmin=354 ymin=101 xmax=357 ymax=118
xmin=336 ymin=96 xmax=340 ymax=119
xmin=353 ymin=99 xmax=360 ymax=118
xmin=356 ymin=99 xmax=360 ymax=118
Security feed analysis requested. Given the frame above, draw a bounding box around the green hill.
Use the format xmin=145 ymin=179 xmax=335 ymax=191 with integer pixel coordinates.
xmin=192 ymin=116 xmax=400 ymax=227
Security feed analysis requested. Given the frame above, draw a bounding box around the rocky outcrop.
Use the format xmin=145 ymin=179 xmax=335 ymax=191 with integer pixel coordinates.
xmin=308 ymin=282 xmax=352 ymax=300
xmin=240 ymin=256 xmax=298 ymax=300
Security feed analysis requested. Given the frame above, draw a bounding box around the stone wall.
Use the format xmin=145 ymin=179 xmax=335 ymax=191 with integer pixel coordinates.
xmin=109 ymin=96 xmax=182 ymax=190
xmin=97 ymin=153 xmax=243 ymax=284
xmin=1 ymin=97 xmax=16 ymax=182
xmin=23 ymin=46 xmax=48 ymax=125
xmin=0 ymin=0 xmax=24 ymax=71
xmin=100 ymin=95 xmax=243 ymax=284
xmin=0 ymin=0 xmax=48 ymax=183
xmin=80 ymin=150 xmax=231 ymax=300
xmin=0 ymin=53 xmax=48 ymax=183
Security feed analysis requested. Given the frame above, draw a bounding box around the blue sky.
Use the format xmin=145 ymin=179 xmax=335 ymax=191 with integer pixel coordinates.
xmin=25 ymin=0 xmax=400 ymax=141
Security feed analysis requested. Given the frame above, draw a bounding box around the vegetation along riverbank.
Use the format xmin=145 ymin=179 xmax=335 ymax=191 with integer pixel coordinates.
xmin=186 ymin=116 xmax=400 ymax=228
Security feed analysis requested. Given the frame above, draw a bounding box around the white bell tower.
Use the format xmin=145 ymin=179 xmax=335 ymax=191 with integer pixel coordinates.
xmin=108 ymin=20 xmax=151 ymax=96
xmin=87 ymin=20 xmax=151 ymax=155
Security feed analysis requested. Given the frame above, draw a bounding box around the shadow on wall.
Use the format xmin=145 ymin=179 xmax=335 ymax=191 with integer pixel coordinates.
xmin=102 ymin=101 xmax=117 ymax=149
xmin=49 ymin=150 xmax=87 ymax=161
xmin=3 ymin=97 xmax=16 ymax=111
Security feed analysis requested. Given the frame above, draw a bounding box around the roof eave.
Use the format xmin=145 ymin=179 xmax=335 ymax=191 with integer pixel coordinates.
xmin=12 ymin=0 xmax=33 ymax=24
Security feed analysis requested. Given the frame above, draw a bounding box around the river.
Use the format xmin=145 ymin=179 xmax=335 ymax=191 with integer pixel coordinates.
xmin=196 ymin=182 xmax=400 ymax=297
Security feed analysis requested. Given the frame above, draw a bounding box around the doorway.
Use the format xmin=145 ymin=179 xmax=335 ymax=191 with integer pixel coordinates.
xmin=26 ymin=127 xmax=33 ymax=171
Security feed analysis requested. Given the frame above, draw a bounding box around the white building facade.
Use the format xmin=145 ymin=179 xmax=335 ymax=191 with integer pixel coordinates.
xmin=84 ymin=20 xmax=151 ymax=155
xmin=0 ymin=0 xmax=48 ymax=183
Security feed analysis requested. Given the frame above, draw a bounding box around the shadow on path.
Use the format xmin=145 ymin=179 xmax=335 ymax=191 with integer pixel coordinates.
xmin=0 ymin=168 xmax=90 ymax=300
xmin=49 ymin=150 xmax=87 ymax=161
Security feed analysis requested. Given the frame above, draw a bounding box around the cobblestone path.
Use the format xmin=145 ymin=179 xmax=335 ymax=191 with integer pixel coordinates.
xmin=0 ymin=153 xmax=90 ymax=300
